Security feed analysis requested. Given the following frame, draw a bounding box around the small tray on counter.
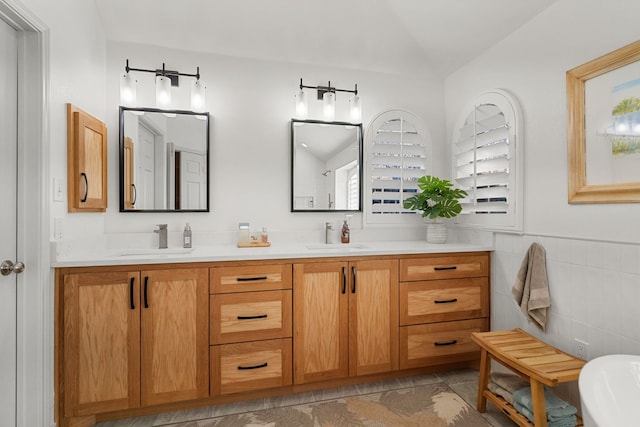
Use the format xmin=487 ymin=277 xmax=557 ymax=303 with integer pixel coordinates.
xmin=237 ymin=241 xmax=271 ymax=248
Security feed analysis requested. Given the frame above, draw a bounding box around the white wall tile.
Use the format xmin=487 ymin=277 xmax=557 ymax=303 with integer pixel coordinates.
xmin=570 ymin=239 xmax=587 ymax=266
xmin=493 ymin=233 xmax=640 ymax=364
xmin=547 ymin=261 xmax=572 ymax=316
xmin=601 ymin=242 xmax=622 ymax=271
xmin=586 ymin=241 xmax=604 ymax=269
xmin=555 ymin=238 xmax=573 ymax=263
xmin=570 ymin=265 xmax=589 ymax=324
xmin=620 ymin=244 xmax=640 ymax=275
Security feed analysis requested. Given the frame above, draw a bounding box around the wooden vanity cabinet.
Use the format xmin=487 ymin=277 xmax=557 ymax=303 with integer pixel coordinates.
xmin=59 ymin=266 xmax=209 ymax=418
xmin=67 ymin=103 xmax=108 ymax=212
xmin=62 ymin=270 xmax=141 ymax=416
xmin=293 ymin=258 xmax=399 ymax=384
xmin=140 ymin=268 xmax=209 ymax=406
xmin=56 ymin=251 xmax=489 ymax=425
xmin=398 ymin=252 xmax=490 ymax=369
xmin=210 ymin=264 xmax=293 ymax=395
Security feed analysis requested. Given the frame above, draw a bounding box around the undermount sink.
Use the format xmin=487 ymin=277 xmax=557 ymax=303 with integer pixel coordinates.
xmin=115 ymin=248 xmax=194 ymax=256
xmin=306 ymin=243 xmax=367 ymax=250
xmin=579 ymin=354 xmax=640 ymax=427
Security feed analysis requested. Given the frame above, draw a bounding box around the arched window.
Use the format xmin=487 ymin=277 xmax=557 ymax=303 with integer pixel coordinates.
xmin=451 ymin=90 xmax=523 ymax=231
xmin=365 ymin=110 xmax=432 ymax=224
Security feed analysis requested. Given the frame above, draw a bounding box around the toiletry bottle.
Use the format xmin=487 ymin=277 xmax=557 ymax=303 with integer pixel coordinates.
xmin=239 ymin=222 xmax=250 ymax=245
xmin=341 ymin=218 xmax=350 ymax=244
xmin=261 ymin=227 xmax=268 ymax=243
xmin=183 ymin=223 xmax=192 ymax=248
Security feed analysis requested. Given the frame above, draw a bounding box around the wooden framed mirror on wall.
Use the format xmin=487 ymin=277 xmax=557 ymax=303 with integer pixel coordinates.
xmin=567 ymin=40 xmax=640 ymax=203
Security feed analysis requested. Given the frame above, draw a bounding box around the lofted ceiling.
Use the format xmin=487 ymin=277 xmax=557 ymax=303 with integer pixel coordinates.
xmin=94 ymin=0 xmax=558 ymax=77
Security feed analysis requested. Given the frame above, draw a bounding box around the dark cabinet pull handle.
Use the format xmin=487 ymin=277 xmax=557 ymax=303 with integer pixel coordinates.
xmin=129 ymin=277 xmax=135 ymax=310
xmin=434 ymin=339 xmax=458 ymax=346
xmin=80 ymin=172 xmax=88 ymax=202
xmin=434 ymin=298 xmax=458 ymax=304
xmin=237 ymin=314 xmax=267 ymax=320
xmin=434 ymin=266 xmax=457 ymax=271
xmin=131 ymin=184 xmax=137 ymax=205
xmin=342 ymin=266 xmax=346 ymax=294
xmin=237 ymin=362 xmax=268 ymax=370
xmin=351 ymin=266 xmax=356 ymax=293
xmin=143 ymin=276 xmax=149 ymax=308
xmin=237 ymin=276 xmax=268 ymax=282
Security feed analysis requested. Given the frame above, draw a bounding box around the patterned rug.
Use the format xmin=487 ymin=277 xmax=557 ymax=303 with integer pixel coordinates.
xmin=166 ymin=382 xmax=491 ymax=426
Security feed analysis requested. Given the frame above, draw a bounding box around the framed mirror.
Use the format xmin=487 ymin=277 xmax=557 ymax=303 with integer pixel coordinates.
xmin=291 ymin=119 xmax=363 ymax=212
xmin=567 ymin=40 xmax=640 ymax=203
xmin=119 ymin=106 xmax=210 ymax=212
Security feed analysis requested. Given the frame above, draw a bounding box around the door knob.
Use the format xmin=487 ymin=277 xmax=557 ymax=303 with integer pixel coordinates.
xmin=1 ymin=260 xmax=25 ymax=276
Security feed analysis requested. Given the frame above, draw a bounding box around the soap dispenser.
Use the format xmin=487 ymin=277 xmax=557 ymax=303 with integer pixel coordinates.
xmin=341 ymin=217 xmax=350 ymax=244
xmin=183 ymin=223 xmax=192 ymax=248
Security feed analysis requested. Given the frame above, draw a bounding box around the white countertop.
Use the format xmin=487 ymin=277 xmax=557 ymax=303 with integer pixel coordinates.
xmin=51 ymin=240 xmax=493 ymax=268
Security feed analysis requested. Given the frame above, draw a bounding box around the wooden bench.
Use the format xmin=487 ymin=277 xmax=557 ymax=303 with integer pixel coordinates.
xmin=471 ymin=328 xmax=586 ymax=427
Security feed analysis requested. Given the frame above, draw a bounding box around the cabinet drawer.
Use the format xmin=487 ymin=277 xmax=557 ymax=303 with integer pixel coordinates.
xmin=399 ymin=318 xmax=488 ymax=369
xmin=211 ymin=290 xmax=292 ymax=344
xmin=400 ymin=277 xmax=488 ymax=325
xmin=211 ymin=338 xmax=292 ymax=395
xmin=211 ymin=264 xmax=292 ymax=293
xmin=400 ymin=253 xmax=489 ymax=281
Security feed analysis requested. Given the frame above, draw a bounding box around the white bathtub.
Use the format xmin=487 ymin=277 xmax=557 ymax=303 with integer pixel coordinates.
xmin=579 ymin=354 xmax=640 ymax=427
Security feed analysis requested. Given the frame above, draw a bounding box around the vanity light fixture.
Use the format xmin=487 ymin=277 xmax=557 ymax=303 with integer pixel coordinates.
xmin=323 ymin=91 xmax=336 ymax=121
xmin=295 ymin=87 xmax=308 ymax=119
xmin=155 ymin=75 xmax=172 ymax=108
xmin=119 ymin=72 xmax=136 ymax=107
xmin=120 ymin=59 xmax=205 ymax=111
xmin=297 ymin=78 xmax=361 ymax=123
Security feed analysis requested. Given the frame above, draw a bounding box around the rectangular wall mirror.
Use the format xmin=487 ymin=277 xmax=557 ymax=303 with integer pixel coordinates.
xmin=291 ymin=119 xmax=363 ymax=212
xmin=119 ymin=106 xmax=210 ymax=212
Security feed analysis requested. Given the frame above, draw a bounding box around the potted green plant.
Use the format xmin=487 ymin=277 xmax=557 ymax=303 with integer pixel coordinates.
xmin=403 ymin=175 xmax=468 ymax=243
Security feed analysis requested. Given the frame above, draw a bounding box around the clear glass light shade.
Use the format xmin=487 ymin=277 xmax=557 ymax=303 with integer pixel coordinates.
xmin=156 ymin=75 xmax=172 ymax=109
xmin=191 ymin=80 xmax=206 ymax=112
xmin=349 ymin=94 xmax=362 ymax=123
xmin=120 ymin=72 xmax=137 ymax=106
xmin=295 ymin=89 xmax=308 ymax=118
xmin=323 ymin=91 xmax=336 ymax=121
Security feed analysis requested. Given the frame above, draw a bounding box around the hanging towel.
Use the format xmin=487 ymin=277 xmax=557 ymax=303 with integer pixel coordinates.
xmin=512 ymin=242 xmax=551 ymax=331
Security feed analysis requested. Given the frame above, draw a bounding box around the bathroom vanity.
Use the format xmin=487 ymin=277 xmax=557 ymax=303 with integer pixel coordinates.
xmin=53 ymin=242 xmax=491 ymax=426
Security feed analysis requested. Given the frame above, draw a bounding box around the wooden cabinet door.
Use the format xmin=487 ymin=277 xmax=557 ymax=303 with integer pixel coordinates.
xmin=140 ymin=268 xmax=209 ymax=406
xmin=63 ymin=271 xmax=140 ymax=416
xmin=349 ymin=259 xmax=399 ymax=376
xmin=293 ymin=262 xmax=349 ymax=384
xmin=67 ymin=104 xmax=108 ymax=212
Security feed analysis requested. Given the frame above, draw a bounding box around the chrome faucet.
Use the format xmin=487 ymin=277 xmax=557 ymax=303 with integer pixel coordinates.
xmin=325 ymin=222 xmax=334 ymax=244
xmin=154 ymin=224 xmax=168 ymax=249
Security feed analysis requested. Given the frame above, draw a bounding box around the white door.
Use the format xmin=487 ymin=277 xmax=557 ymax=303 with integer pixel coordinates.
xmin=179 ymin=150 xmax=207 ymax=209
xmin=138 ymin=123 xmax=156 ymax=209
xmin=0 ymin=16 xmax=19 ymax=427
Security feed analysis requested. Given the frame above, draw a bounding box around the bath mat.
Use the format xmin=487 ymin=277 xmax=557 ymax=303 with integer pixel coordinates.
xmin=164 ymin=382 xmax=491 ymax=427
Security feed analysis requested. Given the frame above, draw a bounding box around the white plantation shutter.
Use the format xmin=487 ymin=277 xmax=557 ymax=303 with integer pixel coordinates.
xmin=452 ymin=90 xmax=523 ymax=231
xmin=366 ymin=111 xmax=431 ymax=224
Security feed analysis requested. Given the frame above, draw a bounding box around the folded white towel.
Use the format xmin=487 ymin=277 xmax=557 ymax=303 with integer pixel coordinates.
xmin=512 ymin=242 xmax=551 ymax=330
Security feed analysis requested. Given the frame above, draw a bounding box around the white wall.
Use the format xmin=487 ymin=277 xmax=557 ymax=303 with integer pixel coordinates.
xmin=446 ymin=0 xmax=640 ymax=408
xmin=446 ymin=0 xmax=640 ymax=243
xmin=96 ymin=41 xmax=445 ymax=242
xmin=21 ymin=0 xmax=108 ymax=239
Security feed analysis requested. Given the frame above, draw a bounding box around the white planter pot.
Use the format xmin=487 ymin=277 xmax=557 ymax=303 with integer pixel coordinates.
xmin=426 ymin=222 xmax=447 ymax=244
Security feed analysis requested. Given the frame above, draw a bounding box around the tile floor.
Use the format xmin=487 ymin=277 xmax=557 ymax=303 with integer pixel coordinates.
xmin=96 ymin=369 xmax=515 ymax=426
